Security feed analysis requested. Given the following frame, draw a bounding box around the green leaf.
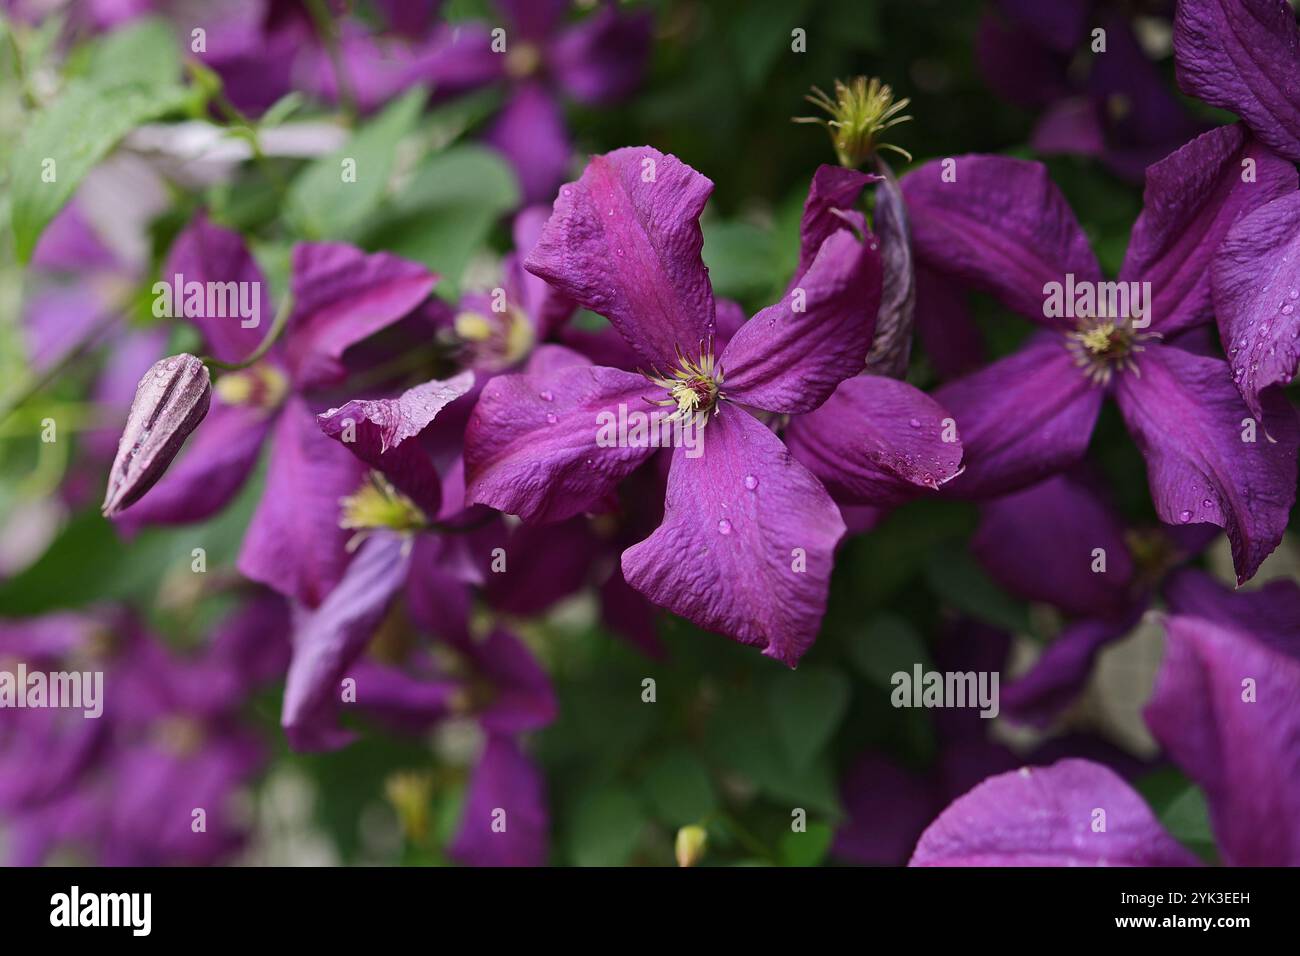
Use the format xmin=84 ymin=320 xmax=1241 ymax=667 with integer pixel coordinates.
xmin=80 ymin=18 xmax=181 ymax=89
xmin=767 ymin=666 xmax=850 ymax=770
xmin=642 ymin=749 xmax=716 ymax=827
xmin=923 ymin=550 xmax=1030 ymax=633
xmin=849 ymin=613 xmax=931 ymax=688
xmin=564 ymin=785 xmax=646 ymax=866
xmin=285 ymin=86 xmax=427 ymax=240
xmin=9 ymin=79 xmax=190 ymax=262
xmin=1135 ymin=768 xmax=1219 ymax=864
xmin=359 ymin=144 xmax=519 ymax=298
xmin=779 ymin=821 xmax=833 ymax=867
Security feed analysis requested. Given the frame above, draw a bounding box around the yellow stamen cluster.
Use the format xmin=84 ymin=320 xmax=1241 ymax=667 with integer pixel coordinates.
xmin=339 ymin=472 xmax=427 ymax=540
xmin=1066 ymin=318 xmax=1156 ymax=386
xmin=644 ymin=341 xmax=724 ymax=424
xmin=794 ymin=76 xmax=913 ymax=167
xmin=453 ymin=307 xmax=535 ymax=371
xmin=214 ymin=362 xmax=290 ymax=411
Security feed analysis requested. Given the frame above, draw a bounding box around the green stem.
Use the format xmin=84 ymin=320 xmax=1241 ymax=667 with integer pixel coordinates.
xmin=305 ymin=0 xmax=357 ymax=122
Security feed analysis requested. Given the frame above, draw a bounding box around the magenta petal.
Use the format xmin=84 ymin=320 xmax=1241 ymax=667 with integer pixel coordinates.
xmin=1116 ymin=344 xmax=1299 ymax=584
xmin=405 ymin=535 xmax=474 ymax=643
xmin=318 ymin=371 xmax=475 ymax=517
xmin=286 ymin=242 xmax=437 ymax=389
xmin=112 ymin=396 xmax=272 ymax=531
xmin=914 ymin=263 xmax=986 ymax=380
xmin=910 ymin=759 xmax=1200 ymax=867
xmin=936 ymin=335 xmax=1103 ymax=499
xmin=485 ymin=84 xmax=573 ymax=207
xmin=347 ymin=659 xmax=459 ymax=734
xmin=793 ymin=165 xmax=880 ymax=284
xmin=972 ymin=474 xmax=1134 ymax=616
xmin=1145 ymin=612 xmax=1300 ymax=865
xmin=901 ymin=155 xmax=1101 ymax=326
xmin=450 ymin=735 xmax=548 ymax=867
xmin=722 ymin=230 xmax=882 ymax=415
xmin=621 ymin=408 xmax=845 ymax=667
xmin=238 ymin=397 xmax=368 ymax=607
xmin=524 ymin=147 xmax=716 ymax=367
xmin=484 ymin=517 xmax=596 ymax=615
xmin=832 ymin=754 xmax=940 ymax=866
xmin=1213 ymin=191 xmax=1300 ymax=422
xmin=508 ymin=205 xmax=576 ymax=337
xmin=1164 ymin=567 xmax=1300 ymax=649
xmin=281 ymin=532 xmax=411 ymax=751
xmin=1121 ymin=124 xmax=1297 ymax=336
xmin=464 ymin=361 xmax=656 ymax=523
xmin=550 ymin=4 xmax=652 ymax=105
xmin=1002 ymin=609 xmax=1145 ymax=727
xmin=1174 ymin=0 xmax=1300 ymax=164
xmin=784 ymin=375 xmax=964 ymax=507
xmin=461 ymin=628 xmax=558 ymax=735
xmin=162 ymin=214 xmax=272 ymax=365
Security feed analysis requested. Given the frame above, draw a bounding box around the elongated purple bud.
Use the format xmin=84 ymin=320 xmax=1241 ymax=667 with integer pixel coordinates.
xmin=102 ymin=353 xmax=211 ymax=517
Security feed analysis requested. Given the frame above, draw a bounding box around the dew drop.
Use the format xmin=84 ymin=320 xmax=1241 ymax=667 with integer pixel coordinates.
xmin=1290 ymin=289 xmax=1298 ymax=300
xmin=1178 ymin=509 xmax=1193 ymax=523
xmin=545 ymin=413 xmax=557 ymax=424
xmin=717 ymin=518 xmax=733 ymax=535
xmin=1283 ymin=304 xmax=1294 ymax=316
xmin=908 ymin=418 xmax=921 ymax=428
xmin=539 ymin=390 xmax=554 ymax=402
xmin=743 ymin=474 xmax=758 ymax=490
xmin=1202 ymin=498 xmax=1212 ymax=508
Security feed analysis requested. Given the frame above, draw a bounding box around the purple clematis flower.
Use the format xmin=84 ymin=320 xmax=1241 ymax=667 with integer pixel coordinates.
xmin=114 ymin=214 xmax=439 ymax=608
xmin=464 ymin=148 xmax=964 ymax=666
xmin=910 ymin=573 xmax=1300 ymax=866
xmin=903 ymin=126 xmax=1300 ymax=582
xmin=1172 ymin=0 xmax=1300 ymax=422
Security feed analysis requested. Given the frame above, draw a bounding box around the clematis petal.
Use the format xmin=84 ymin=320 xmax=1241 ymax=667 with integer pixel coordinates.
xmin=915 ymin=263 xmax=986 ymax=380
xmin=450 ymin=735 xmax=549 ymax=867
xmin=1116 ymin=343 xmax=1299 ymax=584
xmin=281 ymin=532 xmax=411 ymax=751
xmin=868 ymin=171 xmax=916 ymax=378
xmin=550 ymin=3 xmax=653 ymax=105
xmin=936 ymin=334 xmax=1103 ymax=499
xmin=793 ymin=164 xmax=879 ymax=284
xmin=1120 ymin=124 xmax=1296 ymax=336
xmin=901 ymin=155 xmax=1101 ymax=326
xmin=286 ymin=242 xmax=437 ymax=390
xmin=1164 ymin=567 xmax=1300 ymax=651
xmin=721 ymin=231 xmax=881 ymax=414
xmin=405 ymin=535 xmax=474 ymax=644
xmin=163 ymin=213 xmax=271 ymax=364
xmin=621 ymin=408 xmax=845 ymax=667
xmin=485 ymin=83 xmax=573 ymax=207
xmin=464 ymin=360 xmax=656 ymax=523
xmin=910 ymin=758 xmax=1200 ymax=866
xmin=459 ymin=628 xmax=558 ymax=735
xmin=1212 ymin=191 xmax=1300 ymax=423
xmin=1174 ymin=0 xmax=1300 ymax=164
xmin=972 ymin=473 xmax=1134 ymax=616
xmin=524 ymin=146 xmax=716 ymax=368
xmin=783 ymin=374 xmax=963 ymax=507
xmin=832 ymin=753 xmax=941 ymax=866
xmin=1002 ymin=609 xmax=1145 ymax=727
xmin=495 ymin=0 xmax=569 ymax=41
xmin=507 ymin=206 xmax=576 ymax=338
xmin=318 ymin=371 xmax=475 ymax=517
xmin=1145 ymin=610 xmax=1300 ymax=865
xmin=484 ymin=517 xmax=597 ymax=615
xmin=346 ymin=659 xmax=459 ymax=734
xmin=238 ymin=397 xmax=368 ymax=607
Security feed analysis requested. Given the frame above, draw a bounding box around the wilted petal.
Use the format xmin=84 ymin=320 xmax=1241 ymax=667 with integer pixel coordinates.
xmin=901 ymin=155 xmax=1101 ymax=326
xmin=486 ymin=83 xmax=573 ymax=206
xmin=867 ymin=170 xmax=915 ymax=378
xmin=164 ymin=213 xmax=271 ymax=364
xmin=524 ymin=147 xmax=716 ymax=367
xmin=910 ymin=759 xmax=1200 ymax=866
xmin=972 ymin=473 xmax=1134 ymax=616
xmin=936 ymin=335 xmax=1103 ymax=499
xmin=621 ymin=408 xmax=845 ymax=667
xmin=318 ymin=371 xmax=475 ymax=517
xmin=464 ymin=360 xmax=656 ymax=523
xmin=784 ymin=374 xmax=963 ymax=507
xmin=1145 ymin=611 xmax=1300 ymax=865
xmin=1212 ymin=191 xmax=1300 ymax=422
xmin=1121 ymin=124 xmax=1297 ymax=336
xmin=721 ymin=231 xmax=880 ymax=415
xmin=286 ymin=243 xmax=437 ymax=389
xmin=102 ymin=355 xmax=212 ymax=517
xmin=550 ymin=3 xmax=652 ymax=104
xmin=281 ymin=532 xmax=411 ymax=751
xmin=1116 ymin=344 xmax=1299 ymax=584
xmin=450 ymin=735 xmax=548 ymax=867
xmin=1174 ymin=0 xmax=1300 ymax=164
xmin=238 ymin=398 xmax=368 ymax=607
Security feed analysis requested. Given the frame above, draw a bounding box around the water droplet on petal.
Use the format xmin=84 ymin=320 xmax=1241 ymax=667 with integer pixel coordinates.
xmin=717 ymin=518 xmax=732 ymax=535
xmin=908 ymin=418 xmax=921 ymax=428
xmin=1178 ymin=509 xmax=1193 ymax=523
xmin=539 ymin=390 xmax=554 ymax=402
xmin=743 ymin=474 xmax=758 ymax=490
xmin=545 ymin=413 xmax=557 ymax=424
xmin=1202 ymin=498 xmax=1212 ymax=508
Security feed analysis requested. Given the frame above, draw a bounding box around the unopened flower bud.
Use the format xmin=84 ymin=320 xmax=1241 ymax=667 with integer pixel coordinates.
xmin=675 ymin=824 xmax=708 ymax=867
xmin=102 ymin=353 xmax=211 ymax=517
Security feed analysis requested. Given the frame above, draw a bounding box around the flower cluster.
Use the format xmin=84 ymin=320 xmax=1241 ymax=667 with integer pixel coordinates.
xmin=1 ymin=0 xmax=1298 ymax=869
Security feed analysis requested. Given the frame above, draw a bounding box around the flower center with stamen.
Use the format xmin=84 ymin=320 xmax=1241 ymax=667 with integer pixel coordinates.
xmin=645 ymin=344 xmax=723 ymax=423
xmin=214 ymin=362 xmax=289 ymax=412
xmin=339 ymin=472 xmax=426 ymax=538
xmin=1066 ymin=317 xmax=1155 ymax=385
xmin=453 ymin=306 xmax=535 ymax=371
xmin=505 ymin=42 xmax=542 ymax=79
